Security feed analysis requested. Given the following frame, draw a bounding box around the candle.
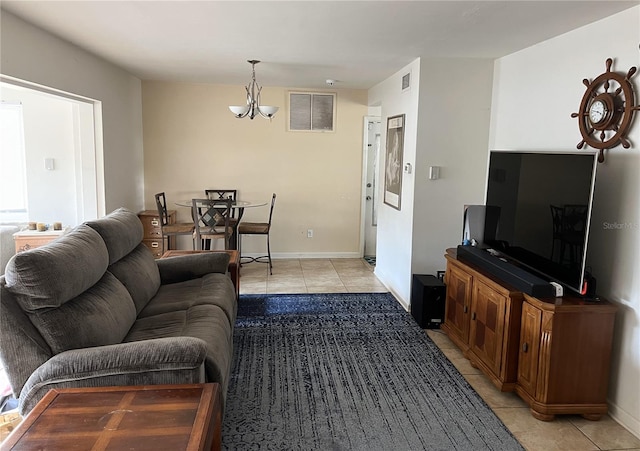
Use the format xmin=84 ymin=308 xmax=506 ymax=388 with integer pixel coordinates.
xmin=28 ymin=222 xmax=37 ymax=230
xmin=53 ymin=222 xmax=62 ymax=230
xmin=36 ymin=223 xmax=46 ymax=232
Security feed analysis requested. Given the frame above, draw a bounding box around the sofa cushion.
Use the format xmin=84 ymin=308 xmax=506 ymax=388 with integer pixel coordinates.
xmin=138 ymin=273 xmax=236 ymax=324
xmin=157 ymin=252 xmax=230 ymax=285
xmin=27 ymin=271 xmax=136 ymax=354
xmin=85 ymin=207 xmax=144 ymax=265
xmin=108 ymin=243 xmax=161 ymax=314
xmin=4 ymin=225 xmax=109 ymax=311
xmin=125 ymin=304 xmax=233 ymax=400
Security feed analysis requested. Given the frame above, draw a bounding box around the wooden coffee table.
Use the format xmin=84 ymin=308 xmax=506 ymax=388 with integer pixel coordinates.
xmin=162 ymin=250 xmax=239 ymax=299
xmin=2 ymin=384 xmax=221 ymax=451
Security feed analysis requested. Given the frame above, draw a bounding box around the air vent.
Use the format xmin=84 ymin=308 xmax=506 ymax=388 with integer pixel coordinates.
xmin=402 ymin=73 xmax=411 ymax=91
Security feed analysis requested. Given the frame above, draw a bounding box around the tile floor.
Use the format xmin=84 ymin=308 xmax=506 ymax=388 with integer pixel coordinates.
xmin=240 ymin=258 xmax=640 ymax=451
xmin=238 ymin=257 xmax=386 ymax=294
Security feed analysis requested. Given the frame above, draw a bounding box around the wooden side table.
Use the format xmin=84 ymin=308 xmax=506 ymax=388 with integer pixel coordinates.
xmin=2 ymin=384 xmax=221 ymax=451
xmin=13 ymin=228 xmax=70 ymax=253
xmin=162 ymin=250 xmax=239 ymax=300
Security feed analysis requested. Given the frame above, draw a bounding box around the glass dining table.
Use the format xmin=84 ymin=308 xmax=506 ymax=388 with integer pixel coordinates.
xmin=174 ymin=199 xmax=268 ymax=249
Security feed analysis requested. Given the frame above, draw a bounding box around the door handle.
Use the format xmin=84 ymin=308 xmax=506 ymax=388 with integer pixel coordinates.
xmin=522 ymin=343 xmax=529 ymax=353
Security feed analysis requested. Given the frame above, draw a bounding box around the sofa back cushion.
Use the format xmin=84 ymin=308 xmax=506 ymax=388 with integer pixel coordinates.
xmin=3 ymin=224 xmax=137 ymax=354
xmin=85 ymin=207 xmax=144 ymax=265
xmin=109 ymin=243 xmax=162 ymax=314
xmin=4 ymin=225 xmax=110 ymax=310
xmin=28 ymin=271 xmax=136 ymax=354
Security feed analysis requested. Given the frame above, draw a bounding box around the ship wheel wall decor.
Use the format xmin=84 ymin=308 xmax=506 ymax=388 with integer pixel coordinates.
xmin=571 ymin=58 xmax=639 ymax=163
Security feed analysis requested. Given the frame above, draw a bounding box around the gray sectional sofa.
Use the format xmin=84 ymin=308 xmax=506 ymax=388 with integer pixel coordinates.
xmin=0 ymin=208 xmax=237 ymax=415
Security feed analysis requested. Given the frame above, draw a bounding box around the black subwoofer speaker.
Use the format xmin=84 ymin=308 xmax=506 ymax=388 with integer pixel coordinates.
xmin=410 ymin=274 xmax=446 ymax=329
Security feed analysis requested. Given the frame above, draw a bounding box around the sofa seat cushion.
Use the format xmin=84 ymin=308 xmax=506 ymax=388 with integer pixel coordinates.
xmin=108 ymin=243 xmax=161 ymax=314
xmin=4 ymin=225 xmax=109 ymax=311
xmin=124 ymin=304 xmax=233 ymax=398
xmin=138 ymin=273 xmax=236 ymax=324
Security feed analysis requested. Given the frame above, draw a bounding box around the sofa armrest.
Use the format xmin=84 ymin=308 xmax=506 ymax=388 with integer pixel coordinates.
xmin=156 ymin=252 xmax=230 ymax=285
xmin=19 ymin=337 xmax=207 ymax=415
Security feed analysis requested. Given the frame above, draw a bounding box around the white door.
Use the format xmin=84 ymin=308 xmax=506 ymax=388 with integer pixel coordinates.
xmin=364 ymin=119 xmax=381 ymax=257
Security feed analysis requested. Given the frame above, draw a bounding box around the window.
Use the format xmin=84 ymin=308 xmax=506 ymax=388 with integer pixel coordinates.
xmin=0 ymin=103 xmax=28 ymax=222
xmin=288 ymin=92 xmax=336 ymax=132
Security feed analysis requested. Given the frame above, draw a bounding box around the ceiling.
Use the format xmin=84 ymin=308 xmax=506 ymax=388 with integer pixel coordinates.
xmin=2 ymin=1 xmax=638 ymax=89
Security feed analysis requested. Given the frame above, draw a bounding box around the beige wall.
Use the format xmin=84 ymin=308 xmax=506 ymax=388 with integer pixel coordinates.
xmin=142 ymin=81 xmax=368 ymax=256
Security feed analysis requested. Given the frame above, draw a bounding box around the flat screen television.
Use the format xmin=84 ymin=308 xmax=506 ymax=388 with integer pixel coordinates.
xmin=481 ymin=150 xmax=599 ymax=295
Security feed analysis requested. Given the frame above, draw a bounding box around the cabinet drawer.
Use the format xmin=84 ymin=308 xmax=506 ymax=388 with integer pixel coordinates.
xmin=138 ymin=209 xmax=176 ymax=239
xmin=14 ymin=229 xmax=70 ymax=253
xmin=139 ymin=215 xmax=163 ymax=238
xmin=142 ymin=239 xmax=165 ymax=258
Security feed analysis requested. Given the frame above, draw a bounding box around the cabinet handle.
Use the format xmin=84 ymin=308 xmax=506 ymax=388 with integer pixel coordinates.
xmin=463 ymin=306 xmax=468 ymax=313
xmin=151 ymin=242 xmax=159 ymax=248
xmin=471 ymin=312 xmax=476 ymax=320
xmin=522 ymin=343 xmax=529 ymax=353
xmin=151 ymin=220 xmax=159 ymax=226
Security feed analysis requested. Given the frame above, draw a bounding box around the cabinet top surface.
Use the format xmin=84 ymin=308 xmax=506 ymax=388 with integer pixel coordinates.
xmin=14 ymin=227 xmax=71 ymax=238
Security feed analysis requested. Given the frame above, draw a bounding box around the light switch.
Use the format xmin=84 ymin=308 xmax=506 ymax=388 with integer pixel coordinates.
xmin=44 ymin=158 xmax=55 ymax=170
xmin=429 ymin=166 xmax=440 ymax=180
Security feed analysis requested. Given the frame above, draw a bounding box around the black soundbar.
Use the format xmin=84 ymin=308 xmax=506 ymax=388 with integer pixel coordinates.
xmin=456 ymin=245 xmax=555 ymax=297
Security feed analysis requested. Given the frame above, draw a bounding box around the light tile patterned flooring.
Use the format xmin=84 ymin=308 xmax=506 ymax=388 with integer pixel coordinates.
xmin=241 ymin=258 xmax=640 ymax=451
xmin=239 ymin=258 xmax=386 ymax=295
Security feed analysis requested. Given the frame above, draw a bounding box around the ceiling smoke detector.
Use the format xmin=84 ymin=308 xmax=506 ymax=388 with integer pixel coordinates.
xmin=326 ymin=79 xmax=336 ymax=86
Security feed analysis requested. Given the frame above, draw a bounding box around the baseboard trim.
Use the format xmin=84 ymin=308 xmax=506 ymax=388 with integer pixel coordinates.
xmin=265 ymin=252 xmax=363 ymax=259
xmin=607 ymin=401 xmax=640 ymax=440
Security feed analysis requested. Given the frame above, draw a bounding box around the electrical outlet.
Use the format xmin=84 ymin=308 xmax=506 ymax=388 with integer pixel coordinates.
xmin=307 ymin=229 xmax=313 ymax=238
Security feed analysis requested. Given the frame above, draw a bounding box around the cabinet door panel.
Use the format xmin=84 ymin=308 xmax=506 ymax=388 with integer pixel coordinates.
xmin=444 ymin=264 xmax=472 ymax=344
xmin=518 ymin=302 xmax=542 ymax=397
xmin=470 ymin=280 xmax=506 ymax=374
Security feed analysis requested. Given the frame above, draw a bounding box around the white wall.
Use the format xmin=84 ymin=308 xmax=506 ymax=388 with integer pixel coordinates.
xmin=490 ymin=6 xmax=640 ymax=437
xmin=369 ymin=60 xmax=421 ymax=306
xmin=1 ymin=87 xmax=77 ymax=226
xmin=412 ymin=58 xmax=494 ymax=279
xmin=369 ymin=58 xmax=494 ymax=308
xmin=0 ymin=11 xmax=144 ymax=215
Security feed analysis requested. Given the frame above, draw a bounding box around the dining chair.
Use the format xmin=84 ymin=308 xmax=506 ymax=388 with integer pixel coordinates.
xmin=154 ymin=192 xmax=195 ymax=254
xmin=192 ymin=198 xmax=234 ymax=250
xmin=205 ymin=189 xmax=240 ymax=246
xmin=237 ymin=193 xmax=276 ymax=274
xmin=205 ymin=189 xmax=237 ymax=202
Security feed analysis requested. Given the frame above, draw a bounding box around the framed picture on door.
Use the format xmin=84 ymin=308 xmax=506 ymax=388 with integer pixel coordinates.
xmin=384 ymin=114 xmax=405 ymax=210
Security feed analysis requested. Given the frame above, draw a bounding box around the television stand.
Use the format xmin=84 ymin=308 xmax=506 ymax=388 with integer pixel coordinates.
xmin=442 ymin=248 xmax=618 ymax=421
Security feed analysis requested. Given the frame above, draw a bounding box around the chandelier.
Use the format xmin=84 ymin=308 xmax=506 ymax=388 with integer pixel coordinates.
xmin=229 ymin=60 xmax=279 ymax=120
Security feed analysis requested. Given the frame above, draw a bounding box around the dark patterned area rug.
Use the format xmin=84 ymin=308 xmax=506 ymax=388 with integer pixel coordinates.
xmin=223 ymin=293 xmax=523 ymax=451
